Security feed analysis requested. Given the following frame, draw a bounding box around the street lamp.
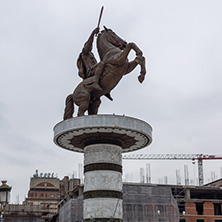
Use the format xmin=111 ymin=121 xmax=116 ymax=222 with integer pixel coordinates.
xmin=0 ymin=181 xmax=12 ymax=221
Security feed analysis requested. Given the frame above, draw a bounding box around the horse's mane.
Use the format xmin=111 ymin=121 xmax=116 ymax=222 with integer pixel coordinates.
xmin=97 ymin=31 xmax=118 ymax=61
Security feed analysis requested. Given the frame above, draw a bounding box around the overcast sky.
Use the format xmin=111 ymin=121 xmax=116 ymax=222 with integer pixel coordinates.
xmin=1 ymin=0 xmax=222 ymax=203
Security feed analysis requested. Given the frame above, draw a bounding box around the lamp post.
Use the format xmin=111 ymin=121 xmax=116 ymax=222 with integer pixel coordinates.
xmin=0 ymin=181 xmax=12 ymax=222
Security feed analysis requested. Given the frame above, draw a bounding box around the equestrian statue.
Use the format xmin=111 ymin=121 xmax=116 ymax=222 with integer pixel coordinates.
xmin=63 ymin=9 xmax=146 ymax=119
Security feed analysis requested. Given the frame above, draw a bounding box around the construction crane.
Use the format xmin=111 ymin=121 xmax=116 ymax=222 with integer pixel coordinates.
xmin=122 ymin=154 xmax=222 ymax=186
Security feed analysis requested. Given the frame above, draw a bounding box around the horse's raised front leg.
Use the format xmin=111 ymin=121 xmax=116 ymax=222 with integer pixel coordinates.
xmin=124 ymin=57 xmax=146 ymax=84
xmin=136 ymin=56 xmax=146 ymax=83
xmin=125 ymin=56 xmax=145 ymax=75
xmin=126 ymin=44 xmax=146 ymax=82
xmin=126 ymin=43 xmax=146 ymax=83
xmin=107 ymin=42 xmax=146 ymax=83
xmin=106 ymin=42 xmax=139 ymax=65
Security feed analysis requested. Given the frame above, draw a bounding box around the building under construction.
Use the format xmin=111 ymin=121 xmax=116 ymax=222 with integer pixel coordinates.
xmin=58 ymin=183 xmax=179 ymax=222
xmin=57 ymin=179 xmax=222 ymax=222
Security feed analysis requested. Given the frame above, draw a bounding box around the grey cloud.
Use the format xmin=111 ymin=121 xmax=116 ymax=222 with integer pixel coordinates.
xmin=1 ymin=0 xmax=222 ymax=203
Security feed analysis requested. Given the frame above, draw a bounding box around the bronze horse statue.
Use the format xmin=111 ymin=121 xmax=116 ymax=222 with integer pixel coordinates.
xmin=63 ymin=27 xmax=146 ymax=119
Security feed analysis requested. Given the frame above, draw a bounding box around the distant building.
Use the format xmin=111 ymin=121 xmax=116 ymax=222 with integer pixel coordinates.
xmin=3 ymin=171 xmax=80 ymax=222
xmin=23 ymin=176 xmax=61 ymax=219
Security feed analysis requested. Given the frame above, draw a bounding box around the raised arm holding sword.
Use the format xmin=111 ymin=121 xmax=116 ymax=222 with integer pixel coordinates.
xmin=76 ymin=7 xmax=106 ymax=92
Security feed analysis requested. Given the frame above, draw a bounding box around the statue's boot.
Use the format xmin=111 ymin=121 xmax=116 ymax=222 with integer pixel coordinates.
xmin=92 ymin=61 xmax=105 ymax=91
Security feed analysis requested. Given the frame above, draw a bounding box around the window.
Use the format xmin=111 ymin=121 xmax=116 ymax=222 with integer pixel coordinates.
xmin=214 ymin=203 xmax=222 ymax=215
xmin=50 ymin=194 xmax=54 ymax=198
xmin=196 ymin=219 xmax=204 ymax=222
xmin=144 ymin=205 xmax=149 ymax=216
xmin=138 ymin=204 xmax=143 ymax=211
xmin=126 ymin=204 xmax=132 ymax=212
xmin=179 ymin=219 xmax=186 ymax=222
xmin=178 ymin=201 xmax=185 ymax=215
xmin=157 ymin=205 xmax=165 ymax=216
xmin=138 ymin=204 xmax=143 ymax=213
xmin=196 ymin=203 xmax=203 ymax=215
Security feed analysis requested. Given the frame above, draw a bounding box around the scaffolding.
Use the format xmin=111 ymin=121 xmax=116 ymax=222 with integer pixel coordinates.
xmin=123 ymin=183 xmax=179 ymax=222
xmin=59 ymin=198 xmax=83 ymax=222
xmin=58 ymin=183 xmax=179 ymax=222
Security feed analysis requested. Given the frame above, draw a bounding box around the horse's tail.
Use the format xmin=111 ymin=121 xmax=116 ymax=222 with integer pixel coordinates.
xmin=63 ymin=94 xmax=74 ymax=120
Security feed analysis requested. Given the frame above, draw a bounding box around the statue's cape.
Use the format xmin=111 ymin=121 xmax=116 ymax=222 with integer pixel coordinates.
xmin=77 ymin=53 xmax=85 ymax=79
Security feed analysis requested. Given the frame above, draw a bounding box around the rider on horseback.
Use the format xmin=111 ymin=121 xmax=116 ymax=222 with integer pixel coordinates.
xmin=77 ymin=27 xmax=113 ymax=100
xmin=77 ymin=27 xmax=104 ymax=92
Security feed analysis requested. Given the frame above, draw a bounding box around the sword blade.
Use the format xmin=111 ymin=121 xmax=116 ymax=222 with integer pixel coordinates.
xmin=97 ymin=6 xmax=104 ymax=28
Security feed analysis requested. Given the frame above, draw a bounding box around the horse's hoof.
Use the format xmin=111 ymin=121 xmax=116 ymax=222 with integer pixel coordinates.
xmin=138 ymin=74 xmax=145 ymax=83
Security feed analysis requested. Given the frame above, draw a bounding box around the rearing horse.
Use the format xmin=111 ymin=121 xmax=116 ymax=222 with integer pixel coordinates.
xmin=63 ymin=27 xmax=146 ymax=119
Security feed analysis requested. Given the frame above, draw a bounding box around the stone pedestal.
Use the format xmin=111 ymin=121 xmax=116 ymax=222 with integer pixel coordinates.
xmin=84 ymin=144 xmax=122 ymax=221
xmin=54 ymin=115 xmax=152 ymax=221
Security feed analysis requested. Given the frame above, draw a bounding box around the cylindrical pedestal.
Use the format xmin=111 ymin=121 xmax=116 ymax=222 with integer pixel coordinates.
xmin=84 ymin=144 xmax=122 ymax=221
xmin=54 ymin=115 xmax=152 ymax=221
